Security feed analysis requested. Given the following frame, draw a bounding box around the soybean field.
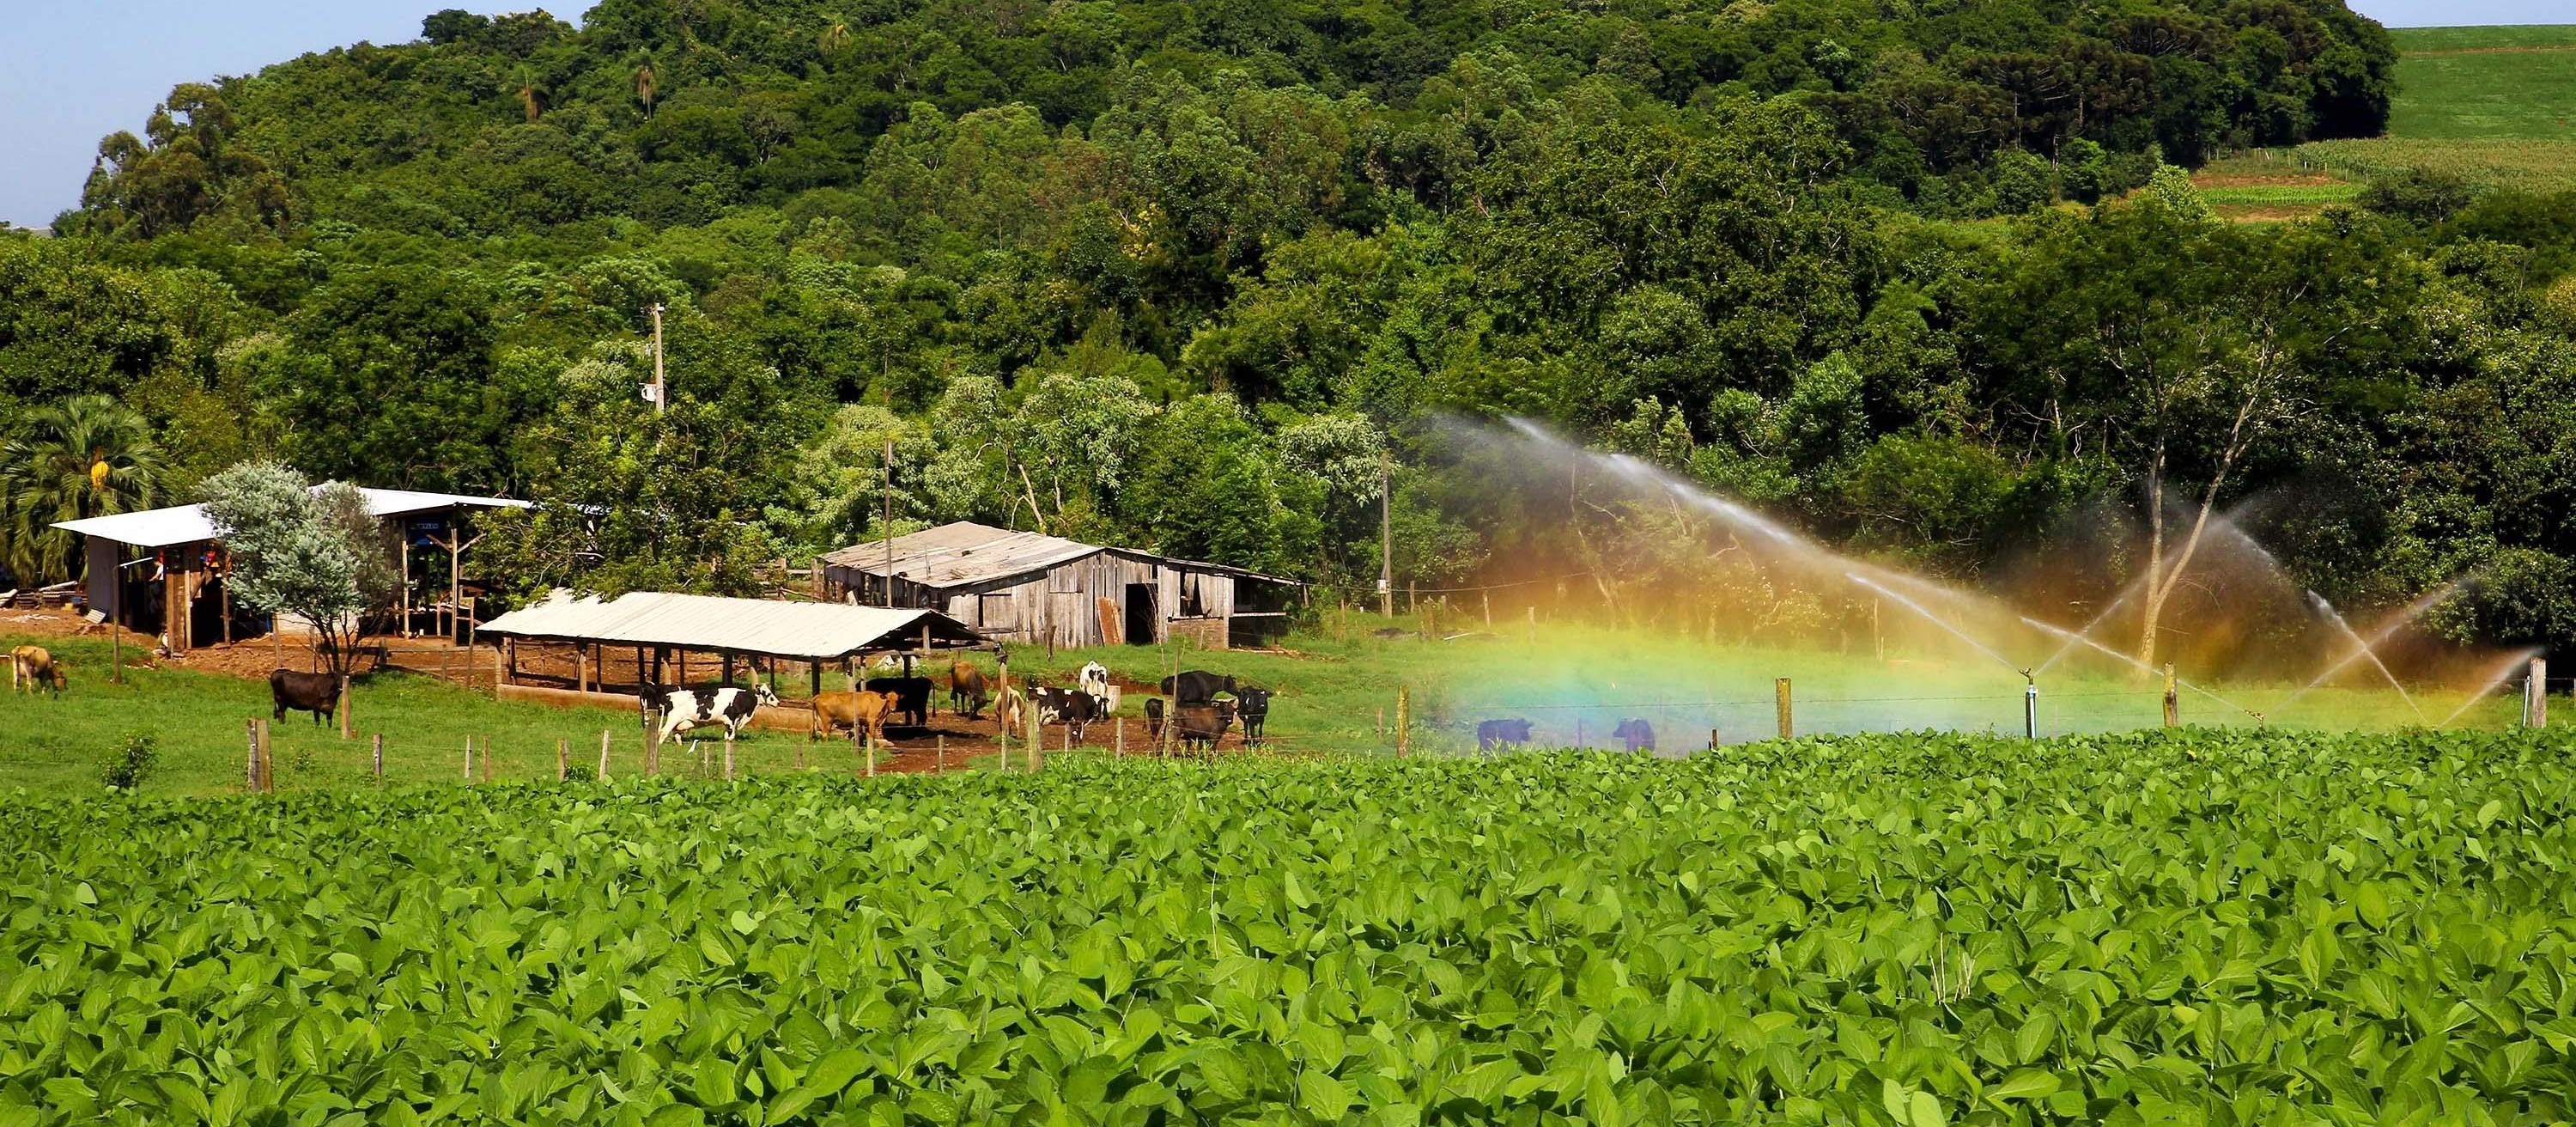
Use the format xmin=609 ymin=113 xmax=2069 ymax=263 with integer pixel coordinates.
xmin=7 ymin=728 xmax=2576 ymax=1124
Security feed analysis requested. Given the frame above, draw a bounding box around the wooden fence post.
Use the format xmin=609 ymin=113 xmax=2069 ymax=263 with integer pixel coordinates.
xmin=2162 ymin=665 xmax=2179 ymax=728
xmin=339 ymin=674 xmax=352 ymax=740
xmin=373 ymin=734 xmax=384 ymax=780
xmin=1708 ymin=728 xmax=1720 ymax=751
xmin=2528 ymin=657 xmax=2549 ymax=728
xmin=936 ymin=734 xmax=945 ymax=771
xmin=1395 ymin=685 xmax=1411 ymax=758
xmin=599 ymin=729 xmax=611 ymax=780
xmin=864 ymin=726 xmax=876 ymax=778
xmin=1775 ymin=678 xmax=1793 ymax=740
xmin=1115 ymin=718 xmax=1124 ymax=758
xmin=1483 ymin=590 xmax=1492 ymax=628
xmin=1028 ymin=706 xmax=1042 ymax=771
xmin=463 ymin=736 xmax=474 ymax=782
xmin=557 ymin=738 xmax=568 ymax=780
xmin=246 ymin=719 xmax=260 ymax=792
xmin=724 ymin=731 xmax=736 ymax=781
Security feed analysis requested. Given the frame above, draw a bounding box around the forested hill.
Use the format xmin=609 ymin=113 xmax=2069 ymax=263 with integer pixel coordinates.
xmin=15 ymin=1 xmax=2576 ymax=661
xmin=75 ymin=0 xmax=2393 ymax=241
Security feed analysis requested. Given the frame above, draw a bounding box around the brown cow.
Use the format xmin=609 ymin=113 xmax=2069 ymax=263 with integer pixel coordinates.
xmin=949 ymin=661 xmax=991 ymax=720
xmin=10 ymin=646 xmax=65 ymax=698
xmin=810 ymin=690 xmax=890 ymax=746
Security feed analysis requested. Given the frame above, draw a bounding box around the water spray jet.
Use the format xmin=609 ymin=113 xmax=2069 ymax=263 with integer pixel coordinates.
xmin=2437 ymin=647 xmax=2545 ymax=728
xmin=2272 ymin=581 xmax=2465 ymax=718
xmin=2306 ymin=590 xmax=2422 ymax=722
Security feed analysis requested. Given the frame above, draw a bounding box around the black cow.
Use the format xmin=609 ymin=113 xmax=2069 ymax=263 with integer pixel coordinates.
xmin=1476 ymin=719 xmax=1534 ymax=752
xmin=1613 ymin=718 xmax=1656 ymax=753
xmin=1234 ymin=685 xmax=1273 ymax=746
xmin=270 ymin=669 xmax=342 ymax=726
xmin=1176 ymin=700 xmax=1236 ymax=751
xmin=1030 ymin=685 xmax=1102 ymax=740
xmin=865 ymin=676 xmax=934 ymax=728
xmin=641 ymin=684 xmax=781 ymax=744
xmin=1144 ymin=698 xmax=1165 ymax=744
xmin=1160 ymin=670 xmax=1236 ymax=706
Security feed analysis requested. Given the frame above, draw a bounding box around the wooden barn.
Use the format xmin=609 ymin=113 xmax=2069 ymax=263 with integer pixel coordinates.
xmin=819 ymin=521 xmax=1297 ymax=649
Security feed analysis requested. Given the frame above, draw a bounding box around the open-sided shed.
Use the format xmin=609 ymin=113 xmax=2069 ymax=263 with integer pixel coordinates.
xmin=818 ymin=521 xmax=1298 ymax=649
xmin=52 ymin=487 xmax=530 ymax=652
xmin=477 ymin=589 xmax=989 ymax=699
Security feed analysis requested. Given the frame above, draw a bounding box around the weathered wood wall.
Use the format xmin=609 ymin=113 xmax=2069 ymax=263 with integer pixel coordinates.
xmin=828 ymin=549 xmax=1261 ymax=650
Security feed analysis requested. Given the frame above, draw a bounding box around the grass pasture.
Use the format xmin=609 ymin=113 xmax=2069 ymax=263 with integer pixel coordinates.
xmin=3 ymin=613 xmax=2531 ymax=798
xmin=2387 ymin=25 xmax=2576 ymax=140
xmin=2269 ymin=25 xmax=2576 ymax=195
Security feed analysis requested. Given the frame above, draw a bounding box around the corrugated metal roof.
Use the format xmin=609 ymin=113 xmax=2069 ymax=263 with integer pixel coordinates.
xmin=54 ymin=488 xmax=531 ymax=549
xmin=823 ymin=521 xmax=1103 ymax=588
xmin=478 ymin=589 xmax=987 ymax=659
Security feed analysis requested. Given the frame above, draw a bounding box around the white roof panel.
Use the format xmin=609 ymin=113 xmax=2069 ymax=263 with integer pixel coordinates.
xmin=478 ymin=590 xmax=987 ymax=660
xmin=53 ymin=487 xmax=531 ymax=549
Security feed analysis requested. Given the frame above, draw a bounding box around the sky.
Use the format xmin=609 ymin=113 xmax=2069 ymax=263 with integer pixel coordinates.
xmin=0 ymin=0 xmax=2562 ymax=228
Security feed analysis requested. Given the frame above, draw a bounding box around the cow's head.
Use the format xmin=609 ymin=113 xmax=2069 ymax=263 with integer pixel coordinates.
xmin=753 ymin=683 xmax=781 ymax=708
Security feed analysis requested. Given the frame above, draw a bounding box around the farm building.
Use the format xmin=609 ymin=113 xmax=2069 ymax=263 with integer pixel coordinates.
xmin=819 ymin=521 xmax=1298 ymax=649
xmin=51 ymin=488 xmax=530 ymax=653
xmin=477 ymin=589 xmax=989 ymax=703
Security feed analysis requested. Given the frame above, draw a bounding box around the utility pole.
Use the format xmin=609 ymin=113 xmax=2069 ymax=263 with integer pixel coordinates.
xmin=1377 ymin=450 xmax=1393 ymax=618
xmin=648 ymin=302 xmax=667 ymax=414
xmin=882 ymin=439 xmax=896 ymax=606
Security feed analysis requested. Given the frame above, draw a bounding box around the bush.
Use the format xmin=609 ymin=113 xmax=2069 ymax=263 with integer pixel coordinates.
xmin=100 ymin=731 xmax=157 ymax=791
xmin=563 ymin=764 xmax=598 ymax=783
xmin=2359 ymin=168 xmax=2474 ymax=225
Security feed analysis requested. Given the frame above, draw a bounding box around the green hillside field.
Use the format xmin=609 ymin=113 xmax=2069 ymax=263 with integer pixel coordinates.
xmin=2294 ymin=25 xmax=2576 ymax=192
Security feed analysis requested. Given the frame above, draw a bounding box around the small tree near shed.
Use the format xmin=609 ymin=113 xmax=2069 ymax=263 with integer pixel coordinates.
xmin=201 ymin=461 xmax=398 ymax=676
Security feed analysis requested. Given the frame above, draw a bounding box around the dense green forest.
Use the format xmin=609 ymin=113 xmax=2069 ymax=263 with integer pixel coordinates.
xmin=5 ymin=0 xmax=2575 ymax=659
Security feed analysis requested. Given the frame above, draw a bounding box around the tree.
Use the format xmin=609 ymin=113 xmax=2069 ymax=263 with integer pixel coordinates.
xmin=200 ymin=461 xmax=397 ymax=677
xmin=1 ymin=395 xmax=164 ymax=582
xmin=1976 ymin=199 xmax=2385 ymax=669
xmin=76 ymin=84 xmax=288 ymax=238
xmin=474 ymin=350 xmax=786 ymax=601
xmin=256 ymin=266 xmax=539 ymax=492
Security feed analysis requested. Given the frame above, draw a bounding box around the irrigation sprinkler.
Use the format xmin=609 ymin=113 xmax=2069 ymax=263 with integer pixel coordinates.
xmin=2022 ymin=670 xmax=2038 ymax=739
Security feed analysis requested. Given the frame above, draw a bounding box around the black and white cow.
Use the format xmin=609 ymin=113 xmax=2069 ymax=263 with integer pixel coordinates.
xmin=641 ymin=684 xmax=781 ymax=745
xmin=1030 ymin=685 xmax=1103 ymax=740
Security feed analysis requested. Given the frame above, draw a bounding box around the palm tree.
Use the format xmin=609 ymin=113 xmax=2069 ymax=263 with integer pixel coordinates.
xmin=1 ymin=395 xmax=165 ymax=583
xmin=818 ymin=15 xmax=850 ymax=58
xmin=633 ymin=53 xmax=659 ymax=119
xmin=513 ymin=64 xmax=544 ymax=123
